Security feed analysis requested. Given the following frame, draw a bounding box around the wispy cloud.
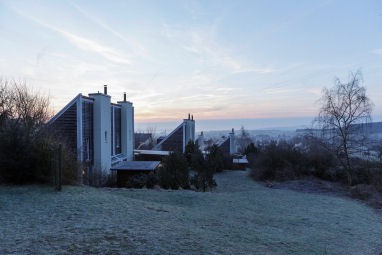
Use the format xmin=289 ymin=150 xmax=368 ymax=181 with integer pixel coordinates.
xmin=371 ymin=49 xmax=382 ymax=55
xmin=69 ymin=2 xmax=149 ymax=59
xmin=56 ymin=29 xmax=132 ymax=64
xmin=162 ymin=21 xmax=275 ymax=75
xmin=10 ymin=6 xmax=132 ymax=65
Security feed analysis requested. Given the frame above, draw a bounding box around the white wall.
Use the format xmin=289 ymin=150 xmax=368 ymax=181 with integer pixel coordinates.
xmin=89 ymin=93 xmax=111 ymax=174
xmin=119 ymin=101 xmax=134 ymax=160
xmin=229 ymin=129 xmax=237 ymax=155
xmin=183 ymin=119 xmax=195 ymax=152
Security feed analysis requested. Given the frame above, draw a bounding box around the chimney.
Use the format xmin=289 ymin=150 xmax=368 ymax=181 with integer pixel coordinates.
xmin=123 ymin=92 xmax=126 ymax=102
xmin=191 ymin=114 xmax=193 ymax=120
xmin=104 ymin=85 xmax=107 ymax=95
xmin=188 ymin=113 xmax=190 ymax=120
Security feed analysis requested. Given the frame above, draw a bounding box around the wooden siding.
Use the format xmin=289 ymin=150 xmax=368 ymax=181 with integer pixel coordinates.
xmin=219 ymin=138 xmax=230 ymax=155
xmin=160 ymin=126 xmax=183 ymax=152
xmin=50 ymin=103 xmax=77 ymax=153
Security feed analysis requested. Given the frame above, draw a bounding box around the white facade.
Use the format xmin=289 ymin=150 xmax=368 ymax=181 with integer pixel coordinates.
xmin=88 ymin=91 xmax=135 ymax=175
xmin=183 ymin=117 xmax=196 ymax=152
xmin=89 ymin=92 xmax=112 ymax=174
xmin=119 ymin=100 xmax=134 ymax=161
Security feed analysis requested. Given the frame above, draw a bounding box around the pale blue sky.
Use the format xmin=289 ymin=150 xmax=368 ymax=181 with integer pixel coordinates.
xmin=1 ymin=0 xmax=382 ymax=129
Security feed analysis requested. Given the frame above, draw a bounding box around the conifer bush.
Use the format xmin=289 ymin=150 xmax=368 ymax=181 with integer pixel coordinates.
xmin=158 ymin=152 xmax=189 ymax=189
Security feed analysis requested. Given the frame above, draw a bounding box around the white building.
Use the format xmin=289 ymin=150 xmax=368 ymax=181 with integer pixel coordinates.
xmin=49 ymin=86 xmax=134 ymax=184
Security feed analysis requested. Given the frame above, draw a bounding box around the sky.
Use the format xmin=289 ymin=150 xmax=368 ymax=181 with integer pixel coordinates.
xmin=1 ymin=0 xmax=382 ymax=131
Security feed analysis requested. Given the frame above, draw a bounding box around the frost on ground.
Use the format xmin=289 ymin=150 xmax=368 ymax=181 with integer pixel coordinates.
xmin=1 ymin=170 xmax=382 ymax=255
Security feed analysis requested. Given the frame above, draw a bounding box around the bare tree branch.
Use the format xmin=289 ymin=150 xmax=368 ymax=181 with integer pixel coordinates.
xmin=314 ymin=70 xmax=374 ymax=185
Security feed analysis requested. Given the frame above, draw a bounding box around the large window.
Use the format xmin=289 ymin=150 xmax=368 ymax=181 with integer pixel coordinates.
xmin=111 ymin=106 xmax=122 ymax=155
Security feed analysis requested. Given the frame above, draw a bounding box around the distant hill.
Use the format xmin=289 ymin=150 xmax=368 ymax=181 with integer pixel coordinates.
xmin=296 ymin=122 xmax=382 ymax=134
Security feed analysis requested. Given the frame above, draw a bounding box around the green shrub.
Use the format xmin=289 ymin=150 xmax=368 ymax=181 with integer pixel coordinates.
xmin=190 ymin=172 xmax=216 ymax=192
xmin=158 ymin=153 xmax=189 ymax=189
xmin=222 ymin=154 xmax=233 ymax=170
xmin=350 ymin=184 xmax=377 ymax=200
xmin=185 ymin=140 xmax=200 ymax=167
xmin=189 ymin=151 xmax=216 ymax=191
xmin=146 ymin=172 xmax=159 ymax=189
xmin=244 ymin=143 xmax=259 ymax=155
xmin=249 ymin=140 xmax=337 ymax=182
xmin=206 ymin=144 xmax=224 ymax=172
xmin=0 ymin=80 xmax=79 ymax=185
xmin=250 ymin=141 xmax=304 ymax=181
xmin=0 ymin=125 xmax=63 ymax=184
xmin=126 ymin=174 xmax=148 ymax=189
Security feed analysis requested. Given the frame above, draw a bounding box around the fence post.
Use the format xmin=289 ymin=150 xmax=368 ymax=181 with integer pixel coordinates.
xmin=55 ymin=144 xmax=62 ymax=191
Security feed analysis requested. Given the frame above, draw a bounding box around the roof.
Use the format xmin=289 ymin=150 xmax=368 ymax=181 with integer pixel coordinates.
xmin=110 ymin=161 xmax=161 ymax=171
xmin=154 ymin=122 xmax=184 ymax=149
xmin=233 ymin=158 xmax=249 ymax=164
xmin=47 ymin=93 xmax=82 ymax=125
xmin=134 ymin=149 xmax=171 ymax=156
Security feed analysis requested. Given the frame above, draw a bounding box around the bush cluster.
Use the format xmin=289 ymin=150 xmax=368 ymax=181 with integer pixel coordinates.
xmin=0 ymin=81 xmax=78 ymax=185
xmin=249 ymin=140 xmax=337 ymax=182
xmin=189 ymin=150 xmax=216 ymax=191
xmin=158 ymin=152 xmax=190 ymax=189
xmin=157 ymin=141 xmax=218 ymax=191
xmin=125 ymin=172 xmax=159 ymax=189
xmin=248 ymin=138 xmax=382 ymax=193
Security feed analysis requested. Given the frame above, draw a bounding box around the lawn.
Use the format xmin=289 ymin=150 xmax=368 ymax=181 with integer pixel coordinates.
xmin=0 ymin=170 xmax=381 ymax=254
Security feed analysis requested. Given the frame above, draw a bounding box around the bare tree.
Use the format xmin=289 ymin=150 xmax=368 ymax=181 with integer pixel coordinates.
xmin=0 ymin=79 xmax=14 ymax=128
xmin=146 ymin=126 xmax=158 ymax=149
xmin=315 ymin=70 xmax=373 ymax=185
xmin=237 ymin=126 xmax=252 ymax=153
xmin=0 ymin=79 xmax=50 ymax=133
xmin=0 ymin=79 xmax=53 ymax=184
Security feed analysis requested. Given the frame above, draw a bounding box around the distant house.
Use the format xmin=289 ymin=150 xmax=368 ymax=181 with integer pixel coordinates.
xmin=153 ymin=114 xmax=195 ymax=153
xmin=134 ymin=133 xmax=153 ymax=150
xmin=216 ymin=128 xmax=237 ymax=155
xmin=48 ymin=85 xmax=134 ymax=184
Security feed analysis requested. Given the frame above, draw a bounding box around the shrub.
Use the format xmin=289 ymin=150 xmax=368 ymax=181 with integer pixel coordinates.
xmin=304 ymin=143 xmax=337 ymax=180
xmin=206 ymin=144 xmax=224 ymax=172
xmin=126 ymin=174 xmax=148 ymax=189
xmin=350 ymin=184 xmax=377 ymax=200
xmin=222 ymin=154 xmax=233 ymax=170
xmin=190 ymin=172 xmax=216 ymax=192
xmin=0 ymin=80 xmax=78 ymax=185
xmin=0 ymin=125 xmax=67 ymax=184
xmin=249 ymin=137 xmax=346 ymax=183
xmin=146 ymin=172 xmax=159 ymax=189
xmin=244 ymin=143 xmax=259 ymax=155
xmin=189 ymin=151 xmax=216 ymax=191
xmin=185 ymin=140 xmax=200 ymax=167
xmin=250 ymin=141 xmax=304 ymax=181
xmin=158 ymin=153 xmax=189 ymax=189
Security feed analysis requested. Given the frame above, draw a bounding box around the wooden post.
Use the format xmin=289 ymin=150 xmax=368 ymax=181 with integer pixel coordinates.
xmin=55 ymin=144 xmax=62 ymax=191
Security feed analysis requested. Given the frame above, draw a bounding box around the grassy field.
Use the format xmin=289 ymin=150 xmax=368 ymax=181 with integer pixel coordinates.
xmin=1 ymin=170 xmax=381 ymax=255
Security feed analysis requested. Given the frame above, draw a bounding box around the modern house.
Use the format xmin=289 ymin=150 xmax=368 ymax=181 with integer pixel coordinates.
xmin=217 ymin=128 xmax=237 ymax=155
xmin=153 ymin=114 xmax=195 ymax=153
xmin=48 ymin=85 xmax=134 ymax=184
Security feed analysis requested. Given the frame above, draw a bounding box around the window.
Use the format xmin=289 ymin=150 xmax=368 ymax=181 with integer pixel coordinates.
xmin=85 ymin=138 xmax=90 ymax=161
